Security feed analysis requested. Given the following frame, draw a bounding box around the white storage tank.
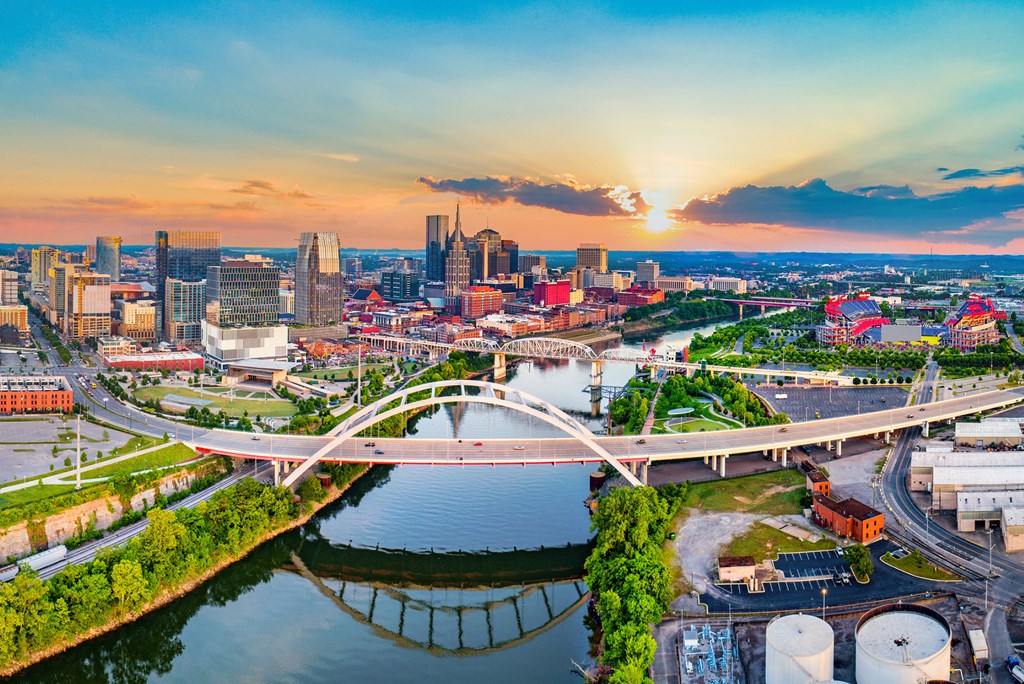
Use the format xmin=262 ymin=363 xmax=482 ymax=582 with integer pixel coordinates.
xmin=765 ymin=613 xmax=834 ymax=684
xmin=855 ymin=603 xmax=951 ymax=684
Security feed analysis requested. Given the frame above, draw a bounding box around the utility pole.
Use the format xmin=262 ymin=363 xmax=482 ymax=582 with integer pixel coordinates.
xmin=75 ymin=413 xmax=82 ymax=490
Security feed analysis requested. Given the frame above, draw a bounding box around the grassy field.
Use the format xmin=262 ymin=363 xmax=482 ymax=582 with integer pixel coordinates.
xmin=60 ymin=443 xmax=202 ymax=480
xmin=881 ymin=551 xmax=959 ymax=581
xmin=134 ymin=386 xmax=297 ymax=418
xmin=0 ymin=483 xmax=77 ymax=509
xmin=294 ymin=363 xmax=389 ymax=380
xmin=724 ymin=522 xmax=836 ymax=563
xmin=682 ymin=469 xmax=807 ymax=515
xmin=673 ymin=418 xmax=730 ymax=433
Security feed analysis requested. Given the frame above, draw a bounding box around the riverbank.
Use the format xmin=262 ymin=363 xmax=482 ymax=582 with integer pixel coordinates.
xmin=618 ymin=312 xmax=736 ymax=339
xmin=548 ymin=328 xmax=622 ymax=346
xmin=0 ymin=464 xmax=369 ymax=677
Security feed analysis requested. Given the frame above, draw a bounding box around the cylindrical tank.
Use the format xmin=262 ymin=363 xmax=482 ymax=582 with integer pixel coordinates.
xmin=765 ymin=614 xmax=834 ymax=684
xmin=855 ymin=603 xmax=951 ymax=684
xmin=589 ymin=471 xmax=606 ymax=492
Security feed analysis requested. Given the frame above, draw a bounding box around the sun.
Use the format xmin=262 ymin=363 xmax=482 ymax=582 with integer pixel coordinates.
xmin=645 ymin=207 xmax=673 ymax=233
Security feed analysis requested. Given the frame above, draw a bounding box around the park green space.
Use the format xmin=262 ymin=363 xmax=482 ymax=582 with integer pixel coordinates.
xmin=57 ymin=443 xmax=201 ymax=481
xmin=681 ymin=469 xmax=807 ymax=515
xmin=724 ymin=522 xmax=836 ymax=563
xmin=134 ymin=386 xmax=297 ymax=417
xmin=0 ymin=483 xmax=78 ymax=509
xmin=662 ymin=418 xmax=730 ymax=433
xmin=881 ymin=551 xmax=959 ymax=581
xmin=294 ymin=363 xmax=389 ymax=380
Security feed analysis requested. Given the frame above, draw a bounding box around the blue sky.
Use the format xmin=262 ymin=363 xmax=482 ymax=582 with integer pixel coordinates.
xmin=1 ymin=1 xmax=1023 ymax=251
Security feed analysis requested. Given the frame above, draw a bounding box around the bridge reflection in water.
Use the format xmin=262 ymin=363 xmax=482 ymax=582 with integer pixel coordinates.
xmin=284 ymin=540 xmax=591 ymax=655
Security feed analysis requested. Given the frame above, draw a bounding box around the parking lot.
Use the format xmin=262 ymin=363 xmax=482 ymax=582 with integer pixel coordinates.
xmin=702 ymin=541 xmax=953 ymax=613
xmin=750 ymin=385 xmax=909 ymax=421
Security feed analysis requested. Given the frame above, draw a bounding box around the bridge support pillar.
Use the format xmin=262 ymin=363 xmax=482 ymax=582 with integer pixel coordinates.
xmin=703 ymin=454 xmax=709 ymax=465
xmin=590 ymin=360 xmax=603 ymax=388
xmin=884 ymin=431 xmax=891 ymax=443
xmin=826 ymin=440 xmax=833 ymax=452
xmin=273 ymin=460 xmax=280 ymax=487
xmin=737 ymin=304 xmax=744 ymax=320
xmin=493 ymin=353 xmax=507 ymax=381
xmin=710 ymin=454 xmax=718 ymax=471
xmin=772 ymin=449 xmax=778 ymax=462
xmin=649 ymin=363 xmax=658 ymax=381
xmin=922 ymin=421 xmax=929 ymax=438
xmin=719 ymin=454 xmax=728 ymax=478
xmin=639 ymin=461 xmax=649 ymax=486
xmin=761 ymin=304 xmax=766 ymax=316
xmin=782 ymin=449 xmax=788 ymax=468
xmin=835 ymin=440 xmax=842 ymax=457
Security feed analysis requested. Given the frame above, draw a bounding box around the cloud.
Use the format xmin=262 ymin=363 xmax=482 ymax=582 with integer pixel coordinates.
xmin=416 ymin=175 xmax=648 ymax=218
xmin=941 ymin=165 xmax=1024 ymax=180
xmin=49 ymin=196 xmax=155 ymax=211
xmin=317 ymin=152 xmax=360 ymax=163
xmin=230 ymin=179 xmax=314 ymax=200
xmin=671 ymin=178 xmax=1024 ymax=245
xmin=206 ymin=200 xmax=261 ymax=211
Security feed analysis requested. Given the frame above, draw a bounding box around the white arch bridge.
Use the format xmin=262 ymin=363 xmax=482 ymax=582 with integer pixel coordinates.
xmin=281 ymin=379 xmax=643 ymax=488
xmin=357 ymin=333 xmax=853 ymax=385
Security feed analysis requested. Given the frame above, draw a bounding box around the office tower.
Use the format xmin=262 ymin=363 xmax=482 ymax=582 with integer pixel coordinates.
xmin=63 ymin=252 xmax=85 ymax=264
xmin=501 ymin=239 xmax=519 ymax=274
xmin=31 ymin=246 xmax=60 ymax=293
xmin=83 ymin=244 xmax=96 ymax=263
xmin=48 ymin=262 xmax=86 ymax=328
xmin=155 ymin=230 xmax=221 ymax=336
xmin=342 ymin=256 xmax=362 ymax=276
xmin=425 ymin=215 xmax=449 ymax=281
xmin=576 ymin=243 xmax=608 ymax=273
xmin=0 ymin=270 xmax=19 ymax=305
xmin=533 ymin=279 xmax=571 ymax=307
xmin=95 ymin=236 xmax=122 ymax=281
xmin=459 ymin=286 xmax=504 ymax=320
xmin=519 ymin=254 xmax=546 ymax=272
xmin=115 ymin=300 xmax=157 ymax=341
xmin=468 ymin=228 xmax=503 ymax=281
xmin=67 ymin=272 xmax=111 ymax=340
xmin=295 ymin=232 xmax=343 ymax=325
xmin=381 ymin=269 xmax=420 ymax=301
xmin=444 ymin=205 xmax=470 ymax=315
xmin=205 ymin=257 xmax=281 ymax=326
xmin=164 ymin=278 xmax=206 ymax=344
xmin=637 ymin=260 xmax=660 ymax=286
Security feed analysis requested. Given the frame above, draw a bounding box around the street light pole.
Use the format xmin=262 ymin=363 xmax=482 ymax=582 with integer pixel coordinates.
xmin=986 ymin=528 xmax=994 ymax=610
xmin=821 ymin=588 xmax=827 ymax=621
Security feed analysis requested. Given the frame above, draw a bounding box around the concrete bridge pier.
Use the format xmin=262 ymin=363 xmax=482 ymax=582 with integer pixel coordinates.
xmin=835 ymin=440 xmax=843 ymax=457
xmin=922 ymin=421 xmax=930 ymax=438
xmin=590 ymin=360 xmax=603 ymax=388
xmin=781 ymin=448 xmax=788 ymax=467
xmin=710 ymin=454 xmax=718 ymax=472
xmin=884 ymin=431 xmax=892 ymax=443
xmin=771 ymin=448 xmax=779 ymax=462
xmin=639 ymin=461 xmax=649 ymax=485
xmin=826 ymin=440 xmax=833 ymax=452
xmin=719 ymin=454 xmax=728 ymax=477
xmin=737 ymin=303 xmax=744 ymax=319
xmin=493 ymin=353 xmax=507 ymax=381
xmin=761 ymin=304 xmax=767 ymax=316
xmin=273 ymin=460 xmax=281 ymax=487
xmin=703 ymin=454 xmax=709 ymax=465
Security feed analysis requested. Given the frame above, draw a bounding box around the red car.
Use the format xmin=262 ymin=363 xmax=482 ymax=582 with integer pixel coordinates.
xmin=473 ymin=441 xmax=483 ymax=447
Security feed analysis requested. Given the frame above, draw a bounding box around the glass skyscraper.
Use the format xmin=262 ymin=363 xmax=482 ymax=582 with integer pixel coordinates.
xmin=295 ymin=232 xmax=342 ymax=325
xmin=95 ymin=235 xmax=122 ymax=281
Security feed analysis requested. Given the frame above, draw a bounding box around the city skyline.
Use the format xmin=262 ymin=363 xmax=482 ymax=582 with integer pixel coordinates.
xmin=2 ymin=2 xmax=1024 ymax=254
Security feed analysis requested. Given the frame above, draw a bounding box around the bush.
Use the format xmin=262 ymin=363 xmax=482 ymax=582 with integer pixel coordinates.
xmin=296 ymin=476 xmax=326 ymax=504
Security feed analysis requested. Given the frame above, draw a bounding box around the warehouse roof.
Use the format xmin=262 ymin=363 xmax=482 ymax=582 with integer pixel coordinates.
xmin=932 ymin=466 xmax=1024 ymax=487
xmin=955 ymin=422 xmax=1022 ymax=438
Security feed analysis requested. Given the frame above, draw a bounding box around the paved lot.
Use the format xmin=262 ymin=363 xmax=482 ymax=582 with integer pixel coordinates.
xmin=647 ymin=452 xmax=785 ymax=487
xmin=751 ymin=385 xmax=909 ymax=422
xmin=0 ymin=348 xmax=49 ymax=373
xmin=773 ymin=548 xmax=849 ymax=578
xmin=0 ymin=416 xmax=133 ymax=483
xmin=702 ymin=540 xmax=953 ymax=613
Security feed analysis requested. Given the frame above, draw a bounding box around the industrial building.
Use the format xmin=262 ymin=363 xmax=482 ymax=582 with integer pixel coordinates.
xmin=716 ymin=555 xmax=756 ymax=583
xmin=0 ymin=376 xmax=73 ymax=414
xmin=954 ymin=420 xmax=1022 ymax=448
xmin=910 ymin=450 xmax=1024 ymax=493
xmin=811 ymin=494 xmax=884 ymax=543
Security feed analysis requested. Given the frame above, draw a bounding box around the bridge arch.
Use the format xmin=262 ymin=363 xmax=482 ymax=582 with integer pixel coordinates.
xmin=499 ymin=337 xmax=598 ymax=360
xmin=599 ymin=348 xmax=654 ymax=363
xmin=451 ymin=337 xmax=501 ymax=353
xmin=282 ymin=379 xmax=641 ymax=488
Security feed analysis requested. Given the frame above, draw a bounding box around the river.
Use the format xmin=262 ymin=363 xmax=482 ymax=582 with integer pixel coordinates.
xmin=14 ymin=312 xmax=775 ymax=683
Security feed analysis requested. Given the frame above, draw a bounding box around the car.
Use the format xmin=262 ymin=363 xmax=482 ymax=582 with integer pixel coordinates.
xmin=635 ymin=439 xmax=646 ymax=445
xmin=815 ymin=411 xmax=821 ymax=419
xmin=364 ymin=442 xmax=376 ymax=447
xmin=778 ymin=427 xmax=788 ymax=433
xmin=919 ymin=407 xmax=926 ymax=412
xmin=906 ymin=414 xmax=914 ymax=419
xmin=373 ymin=449 xmax=384 ymax=455
xmin=473 ymin=441 xmax=483 ymax=447
xmin=677 ymin=439 xmax=687 ymax=444
xmin=251 ymin=435 xmax=260 ymax=441
xmin=513 ymin=445 xmax=525 ymax=451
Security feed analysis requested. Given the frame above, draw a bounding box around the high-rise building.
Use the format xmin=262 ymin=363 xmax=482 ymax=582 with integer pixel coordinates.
xmin=295 ymin=232 xmax=343 ymax=325
xmin=31 ymin=246 xmax=60 ymax=293
xmin=519 ymin=254 xmax=546 ymax=272
xmin=425 ymin=215 xmax=449 ymax=281
xmin=342 ymin=257 xmax=362 ymax=276
xmin=164 ymin=279 xmax=206 ymax=344
xmin=115 ymin=300 xmax=157 ymax=341
xmin=468 ymin=228 xmax=503 ymax=281
xmin=66 ymin=272 xmax=111 ymax=340
xmin=83 ymin=244 xmax=96 ymax=263
xmin=0 ymin=270 xmax=19 ymax=306
xmin=501 ymin=239 xmax=519 ymax=274
xmin=637 ymin=260 xmax=660 ymax=285
xmin=48 ymin=262 xmax=86 ymax=328
xmin=155 ymin=230 xmax=221 ymax=337
xmin=96 ymin=236 xmax=122 ymax=281
xmin=533 ymin=280 xmax=571 ymax=307
xmin=459 ymin=286 xmax=504 ymax=320
xmin=381 ymin=269 xmax=420 ymax=301
xmin=576 ymin=243 xmax=608 ymax=273
xmin=0 ymin=306 xmax=28 ymax=345
xmin=205 ymin=257 xmax=281 ymax=326
xmin=444 ymin=206 xmax=471 ymax=315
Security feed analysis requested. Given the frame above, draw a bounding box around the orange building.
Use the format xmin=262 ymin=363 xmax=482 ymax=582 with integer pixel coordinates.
xmin=812 ymin=494 xmax=885 ymax=543
xmin=459 ymin=286 xmax=504 ymax=321
xmin=806 ymin=469 xmax=831 ymax=497
xmin=0 ymin=376 xmax=74 ymax=415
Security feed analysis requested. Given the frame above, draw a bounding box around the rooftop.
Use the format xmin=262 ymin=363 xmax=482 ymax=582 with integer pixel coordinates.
xmin=0 ymin=376 xmax=71 ymax=392
xmin=814 ymin=494 xmax=881 ymax=521
xmin=1003 ymin=507 xmax=1024 ymax=528
xmin=956 ymin=490 xmax=1024 ymax=513
xmin=912 ymin=451 xmax=1024 ymax=469
xmin=718 ymin=555 xmax=756 ymax=568
xmin=932 ymin=465 xmax=1024 ymax=487
xmin=955 ymin=422 xmax=1022 ymax=438
xmin=226 ymin=359 xmax=297 ymax=372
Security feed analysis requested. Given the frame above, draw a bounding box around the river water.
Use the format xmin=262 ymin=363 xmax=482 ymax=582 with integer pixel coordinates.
xmin=15 ymin=313 xmax=770 ymax=683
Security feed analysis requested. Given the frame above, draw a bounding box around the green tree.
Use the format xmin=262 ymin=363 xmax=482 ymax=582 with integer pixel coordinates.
xmin=111 ymin=559 xmax=148 ymax=611
xmin=844 ymin=543 xmax=874 ymax=579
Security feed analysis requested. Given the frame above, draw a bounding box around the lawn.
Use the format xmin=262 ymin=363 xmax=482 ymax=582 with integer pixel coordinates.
xmin=134 ymin=386 xmax=297 ymax=418
xmin=673 ymin=418 xmax=730 ymax=433
xmin=294 ymin=363 xmax=389 ymax=380
xmin=58 ymin=443 xmax=202 ymax=481
xmin=681 ymin=469 xmax=808 ymax=515
xmin=724 ymin=522 xmax=836 ymax=563
xmin=881 ymin=551 xmax=959 ymax=581
xmin=0 ymin=483 xmax=77 ymax=509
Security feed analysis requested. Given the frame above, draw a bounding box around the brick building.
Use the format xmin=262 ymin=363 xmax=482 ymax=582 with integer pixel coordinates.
xmin=812 ymin=494 xmax=884 ymax=543
xmin=0 ymin=376 xmax=73 ymax=414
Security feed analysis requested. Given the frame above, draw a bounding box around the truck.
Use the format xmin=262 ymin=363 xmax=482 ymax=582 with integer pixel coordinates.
xmin=967 ymin=629 xmax=988 ymax=661
xmin=1007 ymin=654 xmax=1024 ymax=683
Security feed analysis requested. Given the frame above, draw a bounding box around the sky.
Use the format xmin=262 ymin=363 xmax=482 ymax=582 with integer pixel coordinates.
xmin=2 ymin=1 xmax=1024 ymax=254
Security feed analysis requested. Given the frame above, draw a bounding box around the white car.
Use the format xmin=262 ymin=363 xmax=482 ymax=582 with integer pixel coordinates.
xmin=513 ymin=445 xmax=525 ymax=451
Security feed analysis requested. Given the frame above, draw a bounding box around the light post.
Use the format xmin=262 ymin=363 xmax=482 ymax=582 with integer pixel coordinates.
xmin=821 ymin=588 xmax=827 ymax=621
xmin=925 ymin=507 xmax=931 ymax=540
xmin=985 ymin=528 xmax=994 ymax=610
